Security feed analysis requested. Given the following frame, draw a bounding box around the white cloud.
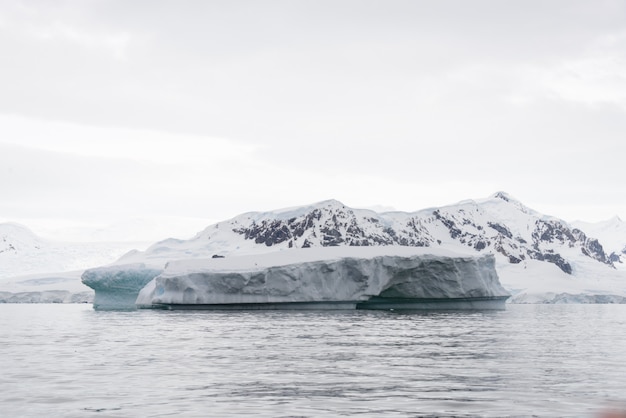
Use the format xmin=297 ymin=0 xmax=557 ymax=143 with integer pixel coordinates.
xmin=500 ymin=28 xmax=626 ymax=110
xmin=1 ymin=1 xmax=138 ymax=59
xmin=546 ymin=56 xmax=626 ymax=109
xmin=0 ymin=1 xmax=625 ymax=237
xmin=27 ymin=21 xmax=132 ymax=59
xmin=0 ymin=114 xmax=256 ymax=164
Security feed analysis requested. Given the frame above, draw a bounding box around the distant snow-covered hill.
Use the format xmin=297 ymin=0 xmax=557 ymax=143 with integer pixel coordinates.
xmin=0 ymin=222 xmax=43 ymax=257
xmin=0 ymin=223 xmax=150 ymax=302
xmin=0 ymin=223 xmax=146 ymax=279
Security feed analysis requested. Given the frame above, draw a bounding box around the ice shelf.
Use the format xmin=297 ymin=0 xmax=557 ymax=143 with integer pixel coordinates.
xmin=134 ymin=247 xmax=510 ymax=310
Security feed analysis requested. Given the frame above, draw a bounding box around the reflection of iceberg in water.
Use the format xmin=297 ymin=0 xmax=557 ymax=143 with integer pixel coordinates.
xmin=83 ymin=247 xmax=510 ymax=310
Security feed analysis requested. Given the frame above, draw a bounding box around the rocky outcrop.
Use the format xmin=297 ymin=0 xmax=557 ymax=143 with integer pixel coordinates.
xmin=233 ymin=203 xmax=433 ymax=249
xmin=224 ymin=195 xmax=614 ymax=275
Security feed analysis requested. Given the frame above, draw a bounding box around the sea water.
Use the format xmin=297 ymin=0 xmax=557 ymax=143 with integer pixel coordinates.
xmin=1 ymin=304 xmax=625 ymax=417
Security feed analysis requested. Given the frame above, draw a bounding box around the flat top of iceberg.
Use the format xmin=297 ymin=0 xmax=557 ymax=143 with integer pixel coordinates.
xmin=138 ymin=244 xmax=506 ymax=307
xmin=161 ymin=245 xmax=480 ymax=276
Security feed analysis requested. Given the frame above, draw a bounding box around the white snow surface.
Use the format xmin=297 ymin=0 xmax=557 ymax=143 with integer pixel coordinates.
xmin=500 ymin=256 xmax=626 ymax=303
xmin=136 ymin=246 xmax=508 ymax=307
xmin=0 ymin=222 xmax=150 ymax=302
xmin=0 ymin=222 xmax=147 ymax=279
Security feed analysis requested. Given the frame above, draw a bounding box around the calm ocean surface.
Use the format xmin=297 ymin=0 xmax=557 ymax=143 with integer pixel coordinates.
xmin=1 ymin=304 xmax=625 ymax=417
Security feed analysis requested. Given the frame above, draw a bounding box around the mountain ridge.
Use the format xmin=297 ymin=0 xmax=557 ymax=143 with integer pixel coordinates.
xmin=2 ymin=192 xmax=626 ymax=303
xmin=121 ymin=192 xmax=621 ymax=278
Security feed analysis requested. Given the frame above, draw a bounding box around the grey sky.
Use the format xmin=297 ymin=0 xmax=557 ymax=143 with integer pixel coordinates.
xmin=1 ymin=0 xmax=625 ymax=239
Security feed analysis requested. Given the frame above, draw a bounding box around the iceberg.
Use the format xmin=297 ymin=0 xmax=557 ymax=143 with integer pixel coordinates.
xmin=0 ymin=270 xmax=95 ymax=303
xmin=81 ymin=264 xmax=162 ymax=310
xmin=0 ymin=290 xmax=92 ymax=304
xmin=135 ymin=247 xmax=510 ymax=310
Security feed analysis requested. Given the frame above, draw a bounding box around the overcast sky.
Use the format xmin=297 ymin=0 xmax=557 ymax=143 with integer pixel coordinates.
xmin=1 ymin=0 xmax=625 ymax=241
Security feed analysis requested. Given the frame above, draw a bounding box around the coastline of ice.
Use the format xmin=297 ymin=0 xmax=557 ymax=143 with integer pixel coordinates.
xmin=0 ymin=270 xmax=94 ymax=303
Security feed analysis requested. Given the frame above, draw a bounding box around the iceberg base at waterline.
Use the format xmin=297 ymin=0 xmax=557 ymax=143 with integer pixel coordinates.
xmin=134 ymin=247 xmax=510 ymax=311
xmin=355 ymin=296 xmax=509 ymax=310
xmin=146 ymin=297 xmax=509 ymax=311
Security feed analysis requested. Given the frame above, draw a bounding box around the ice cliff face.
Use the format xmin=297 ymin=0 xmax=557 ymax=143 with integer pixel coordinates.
xmin=82 ymin=264 xmax=162 ymax=310
xmin=135 ymin=247 xmax=508 ymax=308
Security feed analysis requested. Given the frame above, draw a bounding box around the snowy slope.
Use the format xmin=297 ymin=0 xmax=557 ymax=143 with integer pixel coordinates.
xmin=0 ymin=223 xmax=149 ymax=301
xmin=117 ymin=199 xmax=436 ymax=267
xmin=573 ymin=217 xmax=626 ymax=270
xmin=3 ymin=192 xmax=625 ymax=303
xmin=119 ymin=192 xmax=615 ymax=273
xmin=0 ymin=223 xmax=146 ymax=279
xmin=117 ymin=192 xmax=626 ymax=303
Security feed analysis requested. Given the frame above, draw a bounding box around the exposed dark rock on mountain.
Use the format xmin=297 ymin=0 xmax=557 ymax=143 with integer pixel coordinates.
xmin=222 ymin=194 xmax=615 ymax=275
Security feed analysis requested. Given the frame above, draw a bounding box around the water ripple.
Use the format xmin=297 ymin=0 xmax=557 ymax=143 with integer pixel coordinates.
xmin=1 ymin=304 xmax=625 ymax=417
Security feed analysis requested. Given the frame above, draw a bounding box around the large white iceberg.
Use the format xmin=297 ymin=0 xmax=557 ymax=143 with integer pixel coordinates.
xmin=135 ymin=247 xmax=510 ymax=310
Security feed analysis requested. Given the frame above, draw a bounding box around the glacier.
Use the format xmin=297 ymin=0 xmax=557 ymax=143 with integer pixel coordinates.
xmin=134 ymin=247 xmax=510 ymax=310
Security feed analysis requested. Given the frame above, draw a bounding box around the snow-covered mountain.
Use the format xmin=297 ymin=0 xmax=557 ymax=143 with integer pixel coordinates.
xmin=2 ymin=192 xmax=626 ymax=303
xmin=573 ymin=216 xmax=626 ymax=268
xmin=119 ymin=192 xmax=615 ymax=270
xmin=0 ymin=222 xmax=43 ymax=257
xmin=118 ymin=192 xmax=626 ymax=303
